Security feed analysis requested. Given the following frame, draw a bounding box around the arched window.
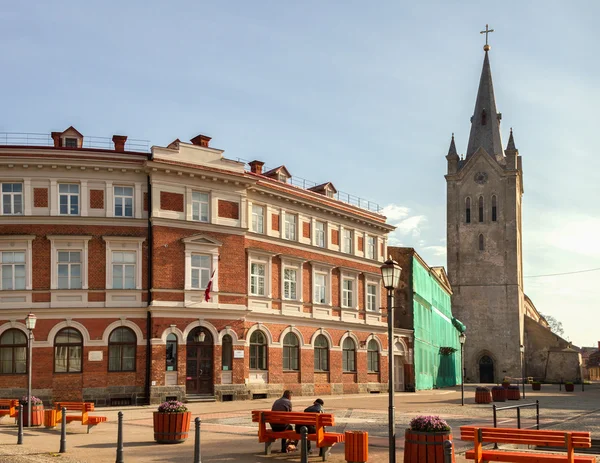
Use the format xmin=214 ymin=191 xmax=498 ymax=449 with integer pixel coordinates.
xmin=249 ymin=331 xmax=267 ymax=370
xmin=465 ymin=197 xmax=471 ymax=224
xmin=283 ymin=332 xmax=299 ymax=371
xmin=0 ymin=329 xmax=27 ymax=374
xmin=481 ymin=109 xmax=487 ymax=126
xmin=108 ymin=327 xmax=136 ymax=372
xmin=491 ymin=195 xmax=497 ymax=222
xmin=166 ymin=333 xmax=177 ymax=371
xmin=479 ymin=234 xmax=485 ymax=251
xmin=222 ymin=334 xmax=233 ymax=371
xmin=367 ymin=339 xmax=379 ymax=372
xmin=314 ymin=334 xmax=329 ymax=372
xmin=342 ymin=338 xmax=356 ymax=372
xmin=54 ymin=328 xmax=82 ymax=373
xmin=478 ymin=196 xmax=484 ymax=222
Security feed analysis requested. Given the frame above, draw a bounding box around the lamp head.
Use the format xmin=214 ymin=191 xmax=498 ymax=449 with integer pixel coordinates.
xmin=25 ymin=312 xmax=37 ymax=331
xmin=380 ymin=256 xmax=402 ymax=290
xmin=459 ymin=332 xmax=466 ymax=344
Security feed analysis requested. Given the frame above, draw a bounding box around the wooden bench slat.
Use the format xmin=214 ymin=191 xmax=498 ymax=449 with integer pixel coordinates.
xmin=465 ymin=450 xmax=596 ymax=463
xmin=461 ymin=427 xmax=591 ymax=438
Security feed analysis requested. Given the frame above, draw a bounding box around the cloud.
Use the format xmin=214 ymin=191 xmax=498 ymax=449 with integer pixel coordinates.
xmin=381 ymin=204 xmax=410 ymax=222
xmin=422 ymin=245 xmax=447 ymax=257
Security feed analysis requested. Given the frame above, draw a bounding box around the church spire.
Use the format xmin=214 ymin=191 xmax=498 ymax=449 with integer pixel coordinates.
xmin=448 ymin=133 xmax=458 ymax=157
xmin=465 ymin=49 xmax=504 ymax=159
xmin=507 ymin=127 xmax=517 ymax=150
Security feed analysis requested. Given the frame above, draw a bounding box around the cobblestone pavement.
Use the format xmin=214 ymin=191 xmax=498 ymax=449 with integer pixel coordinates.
xmin=0 ymin=384 xmax=597 ymax=462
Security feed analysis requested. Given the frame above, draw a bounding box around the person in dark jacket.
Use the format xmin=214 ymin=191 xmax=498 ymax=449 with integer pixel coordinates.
xmin=271 ymin=390 xmax=293 ymax=452
xmin=295 ymin=398 xmax=324 ymax=453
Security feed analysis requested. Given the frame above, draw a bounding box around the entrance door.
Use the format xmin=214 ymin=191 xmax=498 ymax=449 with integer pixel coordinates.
xmin=479 ymin=355 xmax=494 ymax=383
xmin=186 ymin=327 xmax=214 ymax=395
xmin=394 ymin=356 xmax=405 ymax=392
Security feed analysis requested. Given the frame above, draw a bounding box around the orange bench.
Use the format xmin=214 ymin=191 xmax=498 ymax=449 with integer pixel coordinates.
xmin=0 ymin=399 xmax=19 ymax=419
xmin=251 ymin=410 xmax=344 ymax=461
xmin=44 ymin=402 xmax=107 ymax=433
xmin=460 ymin=426 xmax=595 ymax=463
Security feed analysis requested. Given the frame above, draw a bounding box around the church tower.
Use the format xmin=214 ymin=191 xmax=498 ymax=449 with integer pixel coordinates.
xmin=445 ymin=40 xmax=525 ymax=383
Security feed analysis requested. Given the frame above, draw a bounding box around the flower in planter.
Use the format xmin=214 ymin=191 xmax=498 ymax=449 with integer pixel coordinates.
xmin=508 ymin=385 xmax=519 ymax=390
xmin=491 ymin=386 xmax=504 ymax=391
xmin=565 ymin=382 xmax=573 ymax=385
xmin=532 ymin=381 xmax=541 ymax=385
xmin=476 ymin=386 xmax=490 ymax=392
xmin=409 ymin=415 xmax=451 ymax=433
xmin=157 ymin=400 xmax=188 ymax=413
xmin=20 ymin=396 xmax=43 ymax=406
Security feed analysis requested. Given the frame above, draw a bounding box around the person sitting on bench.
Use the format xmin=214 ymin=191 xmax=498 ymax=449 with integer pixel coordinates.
xmin=295 ymin=398 xmax=324 ymax=454
xmin=271 ymin=390 xmax=294 ymax=453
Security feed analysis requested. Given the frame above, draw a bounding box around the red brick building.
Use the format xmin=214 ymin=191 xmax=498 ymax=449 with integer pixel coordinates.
xmin=0 ymin=127 xmax=411 ymax=405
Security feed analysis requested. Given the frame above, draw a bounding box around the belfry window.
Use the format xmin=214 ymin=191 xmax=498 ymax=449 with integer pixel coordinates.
xmin=478 ymin=196 xmax=484 ymax=222
xmin=491 ymin=195 xmax=497 ymax=222
xmin=481 ymin=110 xmax=487 ymax=126
xmin=465 ymin=197 xmax=471 ymax=224
xmin=478 ymin=234 xmax=485 ymax=251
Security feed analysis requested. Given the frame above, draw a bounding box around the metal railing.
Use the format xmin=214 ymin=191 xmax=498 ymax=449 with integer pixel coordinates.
xmin=236 ymin=157 xmax=382 ymax=213
xmin=0 ymin=132 xmax=150 ymax=153
xmin=493 ymin=400 xmax=540 ymax=430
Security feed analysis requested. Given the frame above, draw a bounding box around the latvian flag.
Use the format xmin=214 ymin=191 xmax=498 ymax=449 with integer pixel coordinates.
xmin=204 ymin=270 xmax=216 ymax=302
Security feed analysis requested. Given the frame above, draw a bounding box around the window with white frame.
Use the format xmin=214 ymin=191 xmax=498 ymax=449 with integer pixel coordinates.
xmin=114 ymin=186 xmax=134 ymax=217
xmin=343 ymin=229 xmax=353 ymax=254
xmin=315 ymin=221 xmax=325 ymax=248
xmin=2 ymin=183 xmax=23 ymax=215
xmin=192 ymin=191 xmax=209 ymax=222
xmin=284 ymin=214 xmax=297 ymax=241
xmin=59 ymin=183 xmax=80 ymax=215
xmin=1 ymin=251 xmax=26 ymax=290
xmin=366 ymin=236 xmax=376 ymax=259
xmin=366 ymin=283 xmax=378 ymax=311
xmin=251 ymin=205 xmax=264 ymax=234
xmin=283 ymin=268 xmax=297 ymax=300
xmin=314 ymin=273 xmax=327 ymax=304
xmin=112 ymin=251 xmax=136 ymax=289
xmin=250 ymin=262 xmax=266 ymax=296
xmin=342 ymin=278 xmax=354 ymax=308
xmin=57 ymin=251 xmax=82 ymax=289
xmin=191 ymin=254 xmax=211 ymax=289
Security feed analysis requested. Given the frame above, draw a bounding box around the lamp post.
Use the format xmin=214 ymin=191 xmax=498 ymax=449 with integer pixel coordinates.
xmin=380 ymin=257 xmax=402 ymax=463
xmin=519 ymin=344 xmax=525 ymax=399
xmin=24 ymin=313 xmax=37 ymax=428
xmin=459 ymin=332 xmax=466 ymax=406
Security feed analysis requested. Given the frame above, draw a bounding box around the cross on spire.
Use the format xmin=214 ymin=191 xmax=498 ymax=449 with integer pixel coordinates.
xmin=480 ymin=24 xmax=494 ymax=49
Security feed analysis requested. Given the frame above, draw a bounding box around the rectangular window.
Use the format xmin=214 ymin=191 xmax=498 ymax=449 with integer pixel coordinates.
xmin=57 ymin=251 xmax=82 ymax=289
xmin=112 ymin=251 xmax=136 ymax=289
xmin=250 ymin=263 xmax=265 ymax=296
xmin=314 ymin=273 xmax=326 ymax=304
xmin=366 ymin=236 xmax=376 ymax=259
xmin=251 ymin=205 xmax=264 ymax=233
xmin=191 ymin=255 xmax=211 ymax=289
xmin=192 ymin=191 xmax=209 ymax=222
xmin=2 ymin=183 xmax=23 ymax=215
xmin=315 ymin=221 xmax=325 ymax=248
xmin=284 ymin=214 xmax=297 ymax=240
xmin=283 ymin=268 xmax=297 ymax=300
xmin=343 ymin=229 xmax=353 ymax=254
xmin=1 ymin=251 xmax=26 ymax=290
xmin=342 ymin=278 xmax=354 ymax=308
xmin=59 ymin=183 xmax=80 ymax=215
xmin=65 ymin=137 xmax=78 ymax=148
xmin=114 ymin=186 xmax=134 ymax=217
xmin=367 ymin=284 xmax=377 ymax=311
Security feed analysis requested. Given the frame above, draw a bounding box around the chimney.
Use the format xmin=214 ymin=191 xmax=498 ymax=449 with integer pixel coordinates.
xmin=190 ymin=134 xmax=211 ymax=147
xmin=249 ymin=160 xmax=265 ymax=175
xmin=112 ymin=135 xmax=128 ymax=153
xmin=51 ymin=132 xmax=61 ymax=147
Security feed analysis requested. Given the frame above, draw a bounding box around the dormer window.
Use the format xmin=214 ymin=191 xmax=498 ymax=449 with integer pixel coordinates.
xmin=326 ymin=189 xmax=334 ymax=198
xmin=278 ymin=173 xmax=288 ymax=183
xmin=65 ymin=138 xmax=78 ymax=148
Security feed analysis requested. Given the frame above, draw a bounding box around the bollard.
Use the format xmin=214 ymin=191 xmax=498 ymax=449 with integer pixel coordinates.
xmin=115 ymin=411 xmax=124 ymax=463
xmin=443 ymin=440 xmax=453 ymax=463
xmin=59 ymin=406 xmax=67 ymax=453
xmin=516 ymin=407 xmax=521 ymax=429
xmin=193 ymin=417 xmax=201 ymax=463
xmin=299 ymin=426 xmax=308 ymax=463
xmin=582 ymin=381 xmax=584 ymax=392
xmin=536 ymin=400 xmax=540 ymax=430
xmin=17 ymin=404 xmax=23 ymax=445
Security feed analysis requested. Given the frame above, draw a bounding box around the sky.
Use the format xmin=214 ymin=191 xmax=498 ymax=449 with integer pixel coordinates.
xmin=0 ymin=1 xmax=598 ymax=347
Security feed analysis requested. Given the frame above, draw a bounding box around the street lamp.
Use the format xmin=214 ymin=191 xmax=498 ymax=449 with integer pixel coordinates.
xmin=380 ymin=257 xmax=402 ymax=463
xmin=459 ymin=332 xmax=466 ymax=406
xmin=24 ymin=313 xmax=37 ymax=428
xmin=519 ymin=344 xmax=525 ymax=399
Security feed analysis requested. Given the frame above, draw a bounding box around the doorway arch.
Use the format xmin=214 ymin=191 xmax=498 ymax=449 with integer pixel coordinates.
xmin=479 ymin=355 xmax=494 ymax=383
xmin=186 ymin=327 xmax=214 ymax=395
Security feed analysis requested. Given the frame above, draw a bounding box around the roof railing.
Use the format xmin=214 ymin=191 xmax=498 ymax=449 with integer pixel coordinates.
xmin=0 ymin=132 xmax=150 ymax=153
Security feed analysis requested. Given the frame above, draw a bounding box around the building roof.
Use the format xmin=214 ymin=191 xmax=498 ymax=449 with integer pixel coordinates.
xmin=466 ymin=50 xmax=504 ymax=160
